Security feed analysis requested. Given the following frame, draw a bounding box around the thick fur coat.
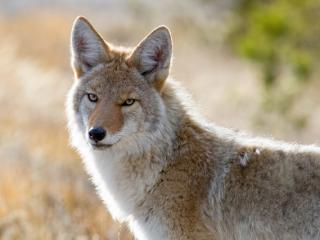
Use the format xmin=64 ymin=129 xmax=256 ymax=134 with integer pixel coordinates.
xmin=66 ymin=16 xmax=320 ymax=240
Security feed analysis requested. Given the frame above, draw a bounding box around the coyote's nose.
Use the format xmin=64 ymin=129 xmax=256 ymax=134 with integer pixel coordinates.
xmin=88 ymin=127 xmax=106 ymax=142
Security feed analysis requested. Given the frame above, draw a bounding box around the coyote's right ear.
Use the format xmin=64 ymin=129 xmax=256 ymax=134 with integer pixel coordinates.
xmin=71 ymin=16 xmax=111 ymax=78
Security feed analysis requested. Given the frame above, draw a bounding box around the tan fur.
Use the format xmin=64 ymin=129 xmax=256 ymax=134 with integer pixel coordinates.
xmin=66 ymin=17 xmax=320 ymax=240
xmin=88 ymin=101 xmax=124 ymax=134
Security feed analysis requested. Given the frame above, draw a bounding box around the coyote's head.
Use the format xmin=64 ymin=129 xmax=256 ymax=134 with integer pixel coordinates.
xmin=67 ymin=17 xmax=172 ymax=151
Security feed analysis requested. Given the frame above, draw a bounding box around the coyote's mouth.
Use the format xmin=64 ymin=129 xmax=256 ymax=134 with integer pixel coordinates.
xmin=90 ymin=143 xmax=113 ymax=150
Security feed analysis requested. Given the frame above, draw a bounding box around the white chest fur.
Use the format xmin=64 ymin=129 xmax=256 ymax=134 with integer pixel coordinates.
xmin=82 ymin=148 xmax=138 ymax=219
xmin=79 ymin=145 xmax=170 ymax=239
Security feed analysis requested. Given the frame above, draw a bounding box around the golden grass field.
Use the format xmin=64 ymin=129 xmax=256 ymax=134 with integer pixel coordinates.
xmin=0 ymin=1 xmax=319 ymax=239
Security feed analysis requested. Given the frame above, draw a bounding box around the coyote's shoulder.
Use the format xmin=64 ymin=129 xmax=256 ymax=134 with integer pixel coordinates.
xmin=66 ymin=16 xmax=320 ymax=240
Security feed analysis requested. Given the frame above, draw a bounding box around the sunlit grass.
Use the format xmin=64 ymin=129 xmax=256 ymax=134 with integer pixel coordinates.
xmin=0 ymin=14 xmax=132 ymax=237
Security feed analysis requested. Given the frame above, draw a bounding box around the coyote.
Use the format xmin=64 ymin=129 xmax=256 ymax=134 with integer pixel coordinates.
xmin=66 ymin=16 xmax=320 ymax=240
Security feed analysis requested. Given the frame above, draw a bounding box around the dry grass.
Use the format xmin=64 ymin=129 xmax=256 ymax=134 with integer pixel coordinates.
xmin=0 ymin=3 xmax=319 ymax=239
xmin=0 ymin=12 xmax=133 ymax=239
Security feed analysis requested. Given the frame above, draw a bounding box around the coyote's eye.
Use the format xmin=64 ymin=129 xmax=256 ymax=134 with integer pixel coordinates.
xmin=121 ymin=99 xmax=135 ymax=107
xmin=87 ymin=93 xmax=98 ymax=102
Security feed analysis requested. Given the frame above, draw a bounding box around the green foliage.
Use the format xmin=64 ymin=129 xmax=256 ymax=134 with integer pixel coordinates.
xmin=228 ymin=0 xmax=320 ymax=125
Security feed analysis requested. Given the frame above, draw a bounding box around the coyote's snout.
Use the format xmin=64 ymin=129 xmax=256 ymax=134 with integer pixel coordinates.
xmin=66 ymin=16 xmax=320 ymax=240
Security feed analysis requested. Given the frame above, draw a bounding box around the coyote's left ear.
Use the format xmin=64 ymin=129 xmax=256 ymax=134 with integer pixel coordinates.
xmin=129 ymin=26 xmax=172 ymax=89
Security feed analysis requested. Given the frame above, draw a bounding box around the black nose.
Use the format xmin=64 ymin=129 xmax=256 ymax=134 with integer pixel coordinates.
xmin=88 ymin=127 xmax=106 ymax=142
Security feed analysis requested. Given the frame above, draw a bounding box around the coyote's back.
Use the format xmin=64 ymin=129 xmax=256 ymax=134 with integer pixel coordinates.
xmin=66 ymin=16 xmax=320 ymax=240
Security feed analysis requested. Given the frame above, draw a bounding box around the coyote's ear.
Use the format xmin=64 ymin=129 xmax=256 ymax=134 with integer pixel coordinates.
xmin=129 ymin=26 xmax=172 ymax=89
xmin=71 ymin=16 xmax=111 ymax=78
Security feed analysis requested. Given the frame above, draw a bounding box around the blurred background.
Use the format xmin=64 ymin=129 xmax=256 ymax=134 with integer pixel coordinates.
xmin=0 ymin=0 xmax=319 ymax=239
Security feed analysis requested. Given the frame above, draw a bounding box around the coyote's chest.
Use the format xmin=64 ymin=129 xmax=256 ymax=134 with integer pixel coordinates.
xmin=82 ymin=148 xmax=172 ymax=239
xmin=82 ymin=148 xmax=157 ymax=218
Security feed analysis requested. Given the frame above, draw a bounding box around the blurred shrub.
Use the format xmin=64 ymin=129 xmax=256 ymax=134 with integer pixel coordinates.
xmin=227 ymin=0 xmax=320 ymax=126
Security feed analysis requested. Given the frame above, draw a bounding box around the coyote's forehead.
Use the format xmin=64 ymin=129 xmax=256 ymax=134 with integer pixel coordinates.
xmin=82 ymin=60 xmax=149 ymax=97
